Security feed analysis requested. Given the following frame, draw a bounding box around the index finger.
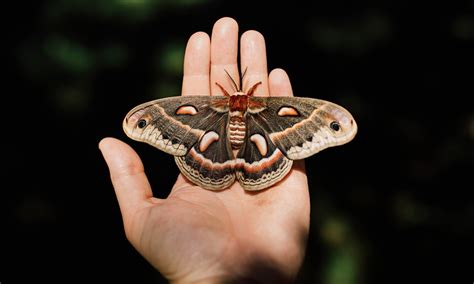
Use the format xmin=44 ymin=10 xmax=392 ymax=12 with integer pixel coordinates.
xmin=181 ymin=32 xmax=211 ymax=96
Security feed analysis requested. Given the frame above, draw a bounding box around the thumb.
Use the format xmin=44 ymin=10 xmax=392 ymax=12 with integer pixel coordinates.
xmin=99 ymin=137 xmax=157 ymax=221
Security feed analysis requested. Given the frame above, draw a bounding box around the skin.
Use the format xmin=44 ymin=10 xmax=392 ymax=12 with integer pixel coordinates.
xmin=99 ymin=17 xmax=310 ymax=284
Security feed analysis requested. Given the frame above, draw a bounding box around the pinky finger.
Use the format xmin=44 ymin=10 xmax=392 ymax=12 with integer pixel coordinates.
xmin=268 ymin=68 xmax=294 ymax=97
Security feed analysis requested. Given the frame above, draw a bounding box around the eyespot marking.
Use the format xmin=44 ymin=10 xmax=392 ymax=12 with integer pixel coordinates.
xmin=250 ymin=134 xmax=268 ymax=156
xmin=176 ymin=105 xmax=198 ymax=115
xmin=199 ymin=131 xmax=219 ymax=152
xmin=137 ymin=119 xmax=147 ymax=128
xmin=277 ymin=106 xmax=299 ymax=117
xmin=330 ymin=121 xmax=340 ymax=131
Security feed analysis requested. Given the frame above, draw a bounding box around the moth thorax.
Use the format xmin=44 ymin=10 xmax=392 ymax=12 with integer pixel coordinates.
xmin=229 ymin=114 xmax=246 ymax=149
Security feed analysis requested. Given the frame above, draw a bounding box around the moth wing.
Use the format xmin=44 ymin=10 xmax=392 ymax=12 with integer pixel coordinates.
xmin=175 ymin=111 xmax=236 ymax=190
xmin=235 ymin=116 xmax=293 ymax=191
xmin=235 ymin=96 xmax=357 ymax=191
xmin=123 ymin=96 xmax=226 ymax=156
xmin=123 ymin=96 xmax=235 ymax=190
xmin=248 ymin=97 xmax=358 ymax=160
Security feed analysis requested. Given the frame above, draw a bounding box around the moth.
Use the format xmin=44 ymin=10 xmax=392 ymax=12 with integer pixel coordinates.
xmin=123 ymin=72 xmax=357 ymax=191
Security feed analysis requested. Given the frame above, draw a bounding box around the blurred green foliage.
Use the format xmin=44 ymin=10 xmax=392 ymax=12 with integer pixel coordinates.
xmin=45 ymin=0 xmax=207 ymax=22
xmin=45 ymin=36 xmax=94 ymax=74
xmin=309 ymin=12 xmax=391 ymax=54
xmin=451 ymin=15 xmax=474 ymax=40
xmin=158 ymin=42 xmax=184 ymax=75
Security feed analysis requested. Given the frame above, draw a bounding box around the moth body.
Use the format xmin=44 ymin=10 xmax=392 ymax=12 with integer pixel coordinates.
xmin=228 ymin=93 xmax=249 ymax=150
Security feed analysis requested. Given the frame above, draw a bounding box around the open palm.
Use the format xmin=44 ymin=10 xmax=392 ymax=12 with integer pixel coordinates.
xmin=100 ymin=17 xmax=310 ymax=283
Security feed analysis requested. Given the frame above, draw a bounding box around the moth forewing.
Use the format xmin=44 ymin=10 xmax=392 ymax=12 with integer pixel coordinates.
xmin=261 ymin=97 xmax=358 ymax=160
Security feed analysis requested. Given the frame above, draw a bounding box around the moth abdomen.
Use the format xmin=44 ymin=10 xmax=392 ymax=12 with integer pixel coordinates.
xmin=228 ymin=115 xmax=246 ymax=149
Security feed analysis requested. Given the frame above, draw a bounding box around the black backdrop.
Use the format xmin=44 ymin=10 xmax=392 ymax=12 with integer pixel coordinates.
xmin=3 ymin=1 xmax=473 ymax=283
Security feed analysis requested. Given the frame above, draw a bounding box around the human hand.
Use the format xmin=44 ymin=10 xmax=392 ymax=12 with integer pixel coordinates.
xmin=99 ymin=17 xmax=310 ymax=283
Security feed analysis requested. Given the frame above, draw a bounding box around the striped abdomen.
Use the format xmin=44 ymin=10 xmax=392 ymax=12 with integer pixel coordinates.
xmin=229 ymin=115 xmax=246 ymax=149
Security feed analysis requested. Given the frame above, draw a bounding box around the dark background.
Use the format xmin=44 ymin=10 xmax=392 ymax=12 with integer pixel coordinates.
xmin=3 ymin=1 xmax=473 ymax=283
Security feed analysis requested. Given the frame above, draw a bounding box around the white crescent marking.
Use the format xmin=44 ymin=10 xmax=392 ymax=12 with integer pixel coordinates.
xmin=250 ymin=134 xmax=268 ymax=156
xmin=176 ymin=105 xmax=198 ymax=115
xmin=277 ymin=106 xmax=299 ymax=117
xmin=199 ymin=131 xmax=219 ymax=152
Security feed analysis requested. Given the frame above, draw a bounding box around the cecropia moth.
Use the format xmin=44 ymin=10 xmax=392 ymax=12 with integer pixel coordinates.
xmin=123 ymin=72 xmax=357 ymax=191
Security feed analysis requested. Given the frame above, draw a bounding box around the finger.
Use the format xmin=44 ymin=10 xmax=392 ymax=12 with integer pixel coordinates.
xmin=182 ymin=32 xmax=211 ymax=96
xmin=240 ymin=30 xmax=269 ymax=97
xmin=210 ymin=17 xmax=239 ymax=96
xmin=268 ymin=68 xmax=294 ymax=97
xmin=99 ymin=138 xmax=159 ymax=220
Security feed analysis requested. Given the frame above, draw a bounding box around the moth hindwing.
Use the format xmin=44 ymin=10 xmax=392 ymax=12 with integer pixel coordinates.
xmin=123 ymin=94 xmax=357 ymax=191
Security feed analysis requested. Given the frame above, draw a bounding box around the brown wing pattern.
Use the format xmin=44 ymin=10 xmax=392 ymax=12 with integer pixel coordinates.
xmin=235 ymin=115 xmax=293 ymax=191
xmin=123 ymin=96 xmax=228 ymax=156
xmin=248 ymin=97 xmax=358 ymax=160
xmin=123 ymin=96 xmax=357 ymax=191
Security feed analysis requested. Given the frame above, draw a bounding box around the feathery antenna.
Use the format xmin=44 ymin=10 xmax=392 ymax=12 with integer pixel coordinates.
xmin=240 ymin=67 xmax=248 ymax=91
xmin=224 ymin=69 xmax=240 ymax=92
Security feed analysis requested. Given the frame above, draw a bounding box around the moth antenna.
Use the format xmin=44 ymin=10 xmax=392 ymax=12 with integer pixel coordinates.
xmin=246 ymin=81 xmax=262 ymax=97
xmin=224 ymin=69 xmax=240 ymax=92
xmin=240 ymin=67 xmax=248 ymax=91
xmin=215 ymin=82 xmax=230 ymax=96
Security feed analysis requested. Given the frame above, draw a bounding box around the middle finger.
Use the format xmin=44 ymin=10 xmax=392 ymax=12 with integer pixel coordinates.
xmin=210 ymin=17 xmax=240 ymax=96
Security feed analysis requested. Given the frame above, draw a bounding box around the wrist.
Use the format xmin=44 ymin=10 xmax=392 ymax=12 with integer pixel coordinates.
xmin=169 ymin=263 xmax=295 ymax=284
xmin=171 ymin=275 xmax=291 ymax=284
